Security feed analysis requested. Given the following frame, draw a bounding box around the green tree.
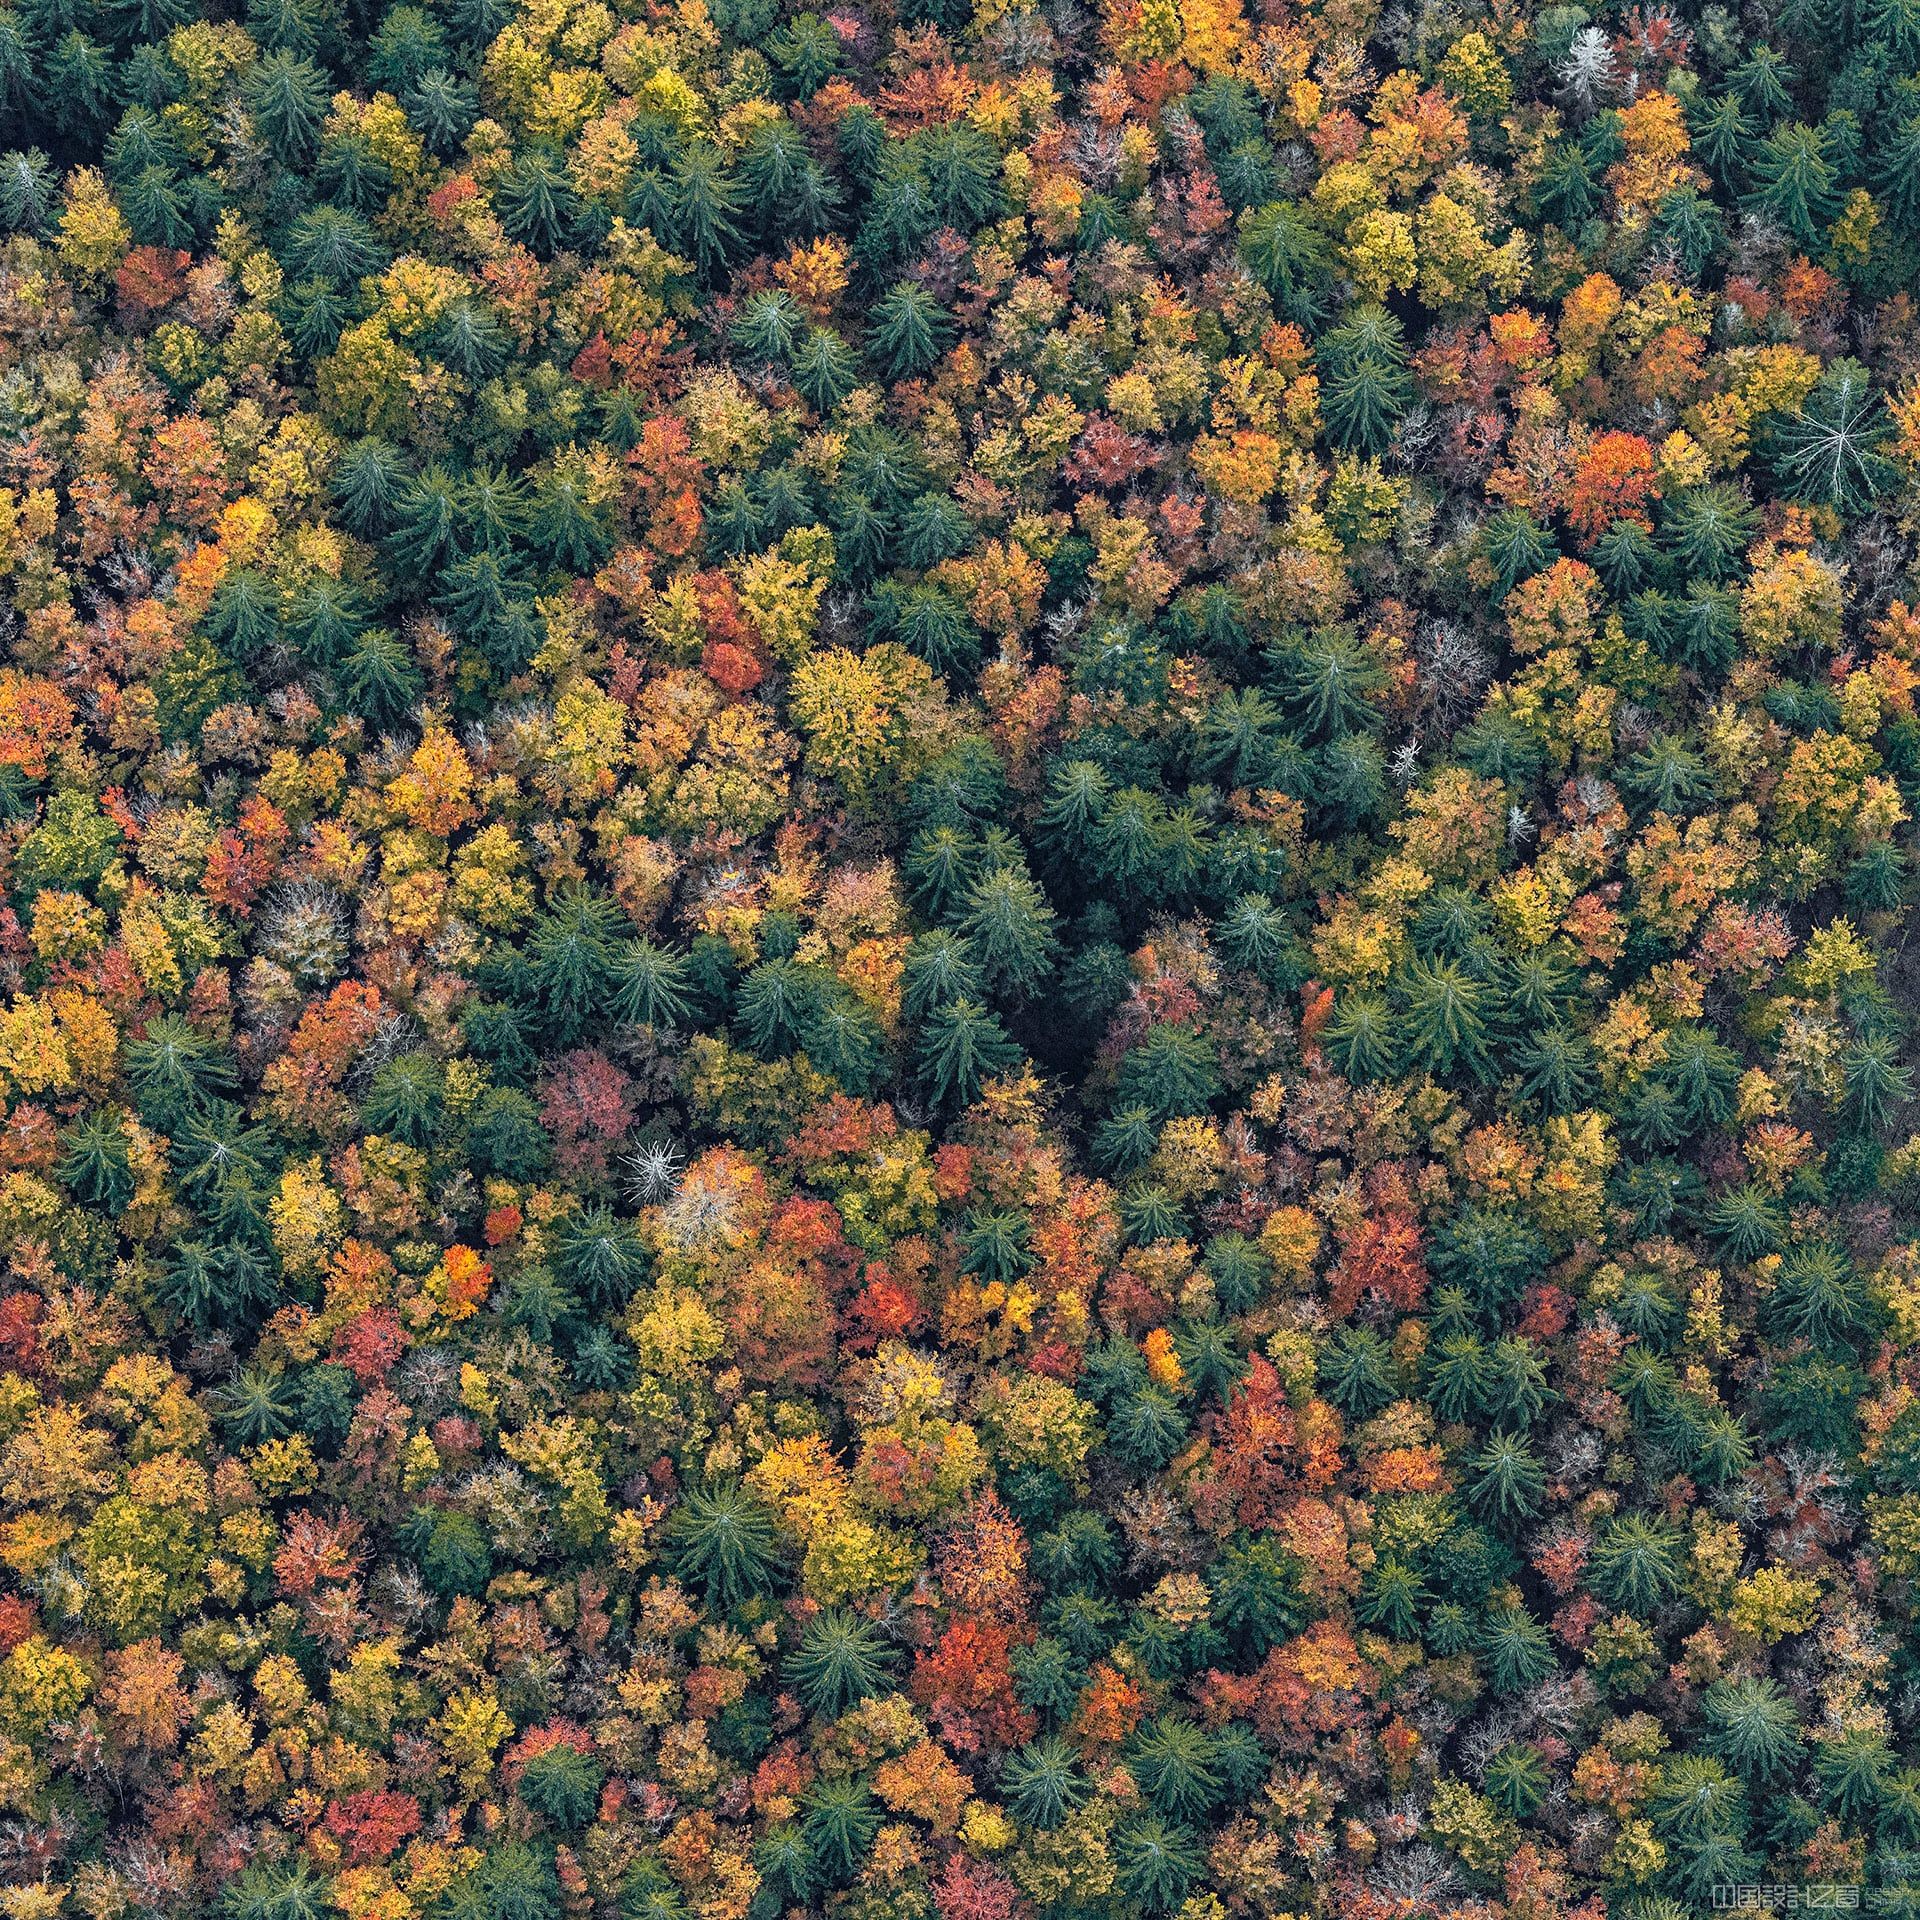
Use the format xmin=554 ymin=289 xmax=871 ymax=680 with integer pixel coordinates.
xmin=787 ymin=1611 xmax=896 ymax=1719
xmin=664 ymin=1482 xmax=780 ymax=1609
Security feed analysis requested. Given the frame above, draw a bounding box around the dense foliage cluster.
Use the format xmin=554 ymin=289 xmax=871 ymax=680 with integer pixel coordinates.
xmin=0 ymin=0 xmax=1918 ymax=1913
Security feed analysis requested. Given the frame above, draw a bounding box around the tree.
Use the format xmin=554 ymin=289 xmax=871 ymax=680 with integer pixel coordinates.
xmin=1652 ymin=1754 xmax=1747 ymax=1841
xmin=956 ymin=865 xmax=1058 ymax=998
xmin=1701 ymin=1674 xmax=1804 ymax=1781
xmin=799 ymin=1775 xmax=879 ymax=1882
xmin=126 ymin=1017 xmax=236 ymax=1129
xmin=1128 ymin=1717 xmax=1223 ymax=1821
xmin=1772 ymin=359 xmax=1898 ymax=515
xmin=405 ymin=68 xmax=475 ymax=156
xmin=211 ymin=1363 xmax=296 ymax=1446
xmin=1114 ymin=1815 xmax=1203 ymax=1913
xmin=1002 ymin=1736 xmax=1088 ymax=1829
xmin=443 ymin=1842 xmax=560 ymax=1920
xmin=1470 ymin=1431 xmax=1546 ymax=1523
xmin=1479 ymin=1604 xmax=1555 ymax=1692
xmin=220 ymin=1860 xmax=331 ymax=1920
xmin=285 ymin=205 xmax=386 ymax=283
xmin=57 ymin=1109 xmax=132 ymax=1213
xmin=1843 ymin=1032 xmax=1914 ymax=1131
xmin=1395 ymin=954 xmax=1495 ymax=1081
xmin=1815 ymin=1729 xmax=1892 ymax=1821
xmin=1661 ymin=485 xmax=1759 ymax=583
xmin=1115 ymin=1024 xmax=1220 ymax=1120
xmin=246 ymin=53 xmax=328 ymax=163
xmin=664 ymin=1483 xmax=780 ymax=1608
xmin=551 ymin=1205 xmax=646 ymax=1307
xmin=1239 ymin=200 xmax=1332 ymax=321
xmin=1590 ymin=1513 xmax=1682 ymax=1614
xmin=792 ymin=328 xmax=857 ymax=413
xmin=1745 ymin=122 xmax=1842 ymax=244
xmin=670 ymin=145 xmax=742 ymax=279
xmin=1767 ymin=1239 xmax=1873 ymax=1350
xmin=918 ymin=997 xmax=1021 ymax=1106
xmin=868 ymin=280 xmax=953 ymax=381
xmin=788 ymin=1610 xmax=896 ymax=1718
xmin=517 ymin=1743 xmax=604 ymax=1828
xmin=1316 ymin=306 xmax=1413 ymax=455
xmin=1272 ymin=626 xmax=1384 ymax=738
xmin=525 ymin=888 xmax=627 ymax=1045
xmin=362 ymin=1051 xmax=445 ymax=1147
xmin=1485 ymin=1744 xmax=1550 ymax=1818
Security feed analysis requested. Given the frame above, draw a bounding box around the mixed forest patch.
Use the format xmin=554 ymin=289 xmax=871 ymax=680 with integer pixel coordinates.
xmin=0 ymin=0 xmax=1914 ymax=1915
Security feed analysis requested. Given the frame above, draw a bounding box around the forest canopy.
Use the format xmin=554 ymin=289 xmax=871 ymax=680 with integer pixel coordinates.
xmin=0 ymin=0 xmax=1913 ymax=1915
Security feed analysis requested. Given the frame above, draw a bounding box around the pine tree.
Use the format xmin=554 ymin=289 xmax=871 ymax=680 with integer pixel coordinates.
xmin=340 ymin=627 xmax=423 ymax=730
xmin=1319 ymin=344 xmax=1413 ymax=456
xmin=210 ymin=1363 xmax=297 ymax=1447
xmin=219 ymin=1859 xmax=331 ymax=1920
xmin=1745 ymin=120 xmax=1841 ymax=242
xmin=316 ymin=129 xmax=391 ymax=212
xmin=366 ymin=3 xmax=445 ymax=90
xmin=665 ymin=1482 xmax=780 ymax=1608
xmin=1661 ymin=484 xmax=1759 ymax=582
xmin=1815 ymin=1729 xmax=1892 ymax=1821
xmin=246 ymin=51 xmax=328 ymax=162
xmin=332 ymin=439 xmax=408 ymax=540
xmin=1113 ymin=1816 xmax=1202 ymax=1913
xmin=56 ymin=1109 xmax=132 ymax=1213
xmin=1238 ymin=200 xmax=1333 ymax=322
xmin=517 ymin=1744 xmax=603 ymax=1829
xmin=435 ymin=298 xmax=506 ymax=382
xmin=286 ymin=205 xmax=386 ymax=283
xmin=1767 ymin=1239 xmax=1874 ymax=1349
xmin=740 ymin=120 xmax=838 ymax=236
xmin=1843 ymin=1031 xmax=1914 ymax=1131
xmin=362 ymin=1051 xmax=445 ymax=1146
xmin=1702 ymin=1675 xmax=1805 ymax=1781
xmin=1395 ymin=954 xmax=1495 ymax=1081
xmin=1128 ymin=1718 xmax=1223 ymax=1822
xmin=525 ymin=887 xmax=627 ymax=1044
xmin=670 ymin=145 xmax=743 ymax=280
xmin=956 ymin=864 xmax=1057 ymax=997
xmin=750 ymin=1828 xmax=814 ymax=1911
xmin=1479 ymin=1604 xmax=1555 ymax=1693
xmin=1590 ymin=1513 xmax=1682 ymax=1614
xmin=787 ymin=1611 xmax=896 ymax=1719
xmin=731 ymin=288 xmax=804 ymax=364
xmin=1773 ymin=358 xmax=1898 ymax=515
xmin=0 ymin=145 xmax=53 ymax=230
xmin=494 ymin=146 xmax=577 ymax=256
xmin=918 ymin=996 xmax=1020 ymax=1106
xmin=1482 ymin=508 xmax=1557 ymax=595
xmin=1324 ymin=989 xmax=1398 ymax=1082
xmin=920 ymin=123 xmax=1001 ymax=229
xmin=530 ymin=462 xmax=610 ymax=571
xmin=127 ymin=1016 xmax=237 ymax=1129
xmin=1620 ymin=733 xmax=1717 ymax=814
xmin=1358 ymin=1557 xmax=1428 ymax=1638
xmin=799 ymin=1776 xmax=879 ymax=1882
xmin=119 ymin=164 xmax=192 ymax=248
xmin=766 ymin=11 xmax=844 ymax=96
xmin=551 ymin=1204 xmax=646 ymax=1307
xmin=867 ymin=281 xmax=952 ymax=381
xmin=791 ymin=327 xmax=857 ymax=413
xmin=1115 ymin=1024 xmax=1220 ymax=1120
xmin=1272 ymin=625 xmax=1385 ymax=739
xmin=403 ymin=68 xmax=475 ymax=156
xmin=1001 ymin=1737 xmax=1088 ymax=1829
xmin=610 ymin=939 xmax=693 ymax=1029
